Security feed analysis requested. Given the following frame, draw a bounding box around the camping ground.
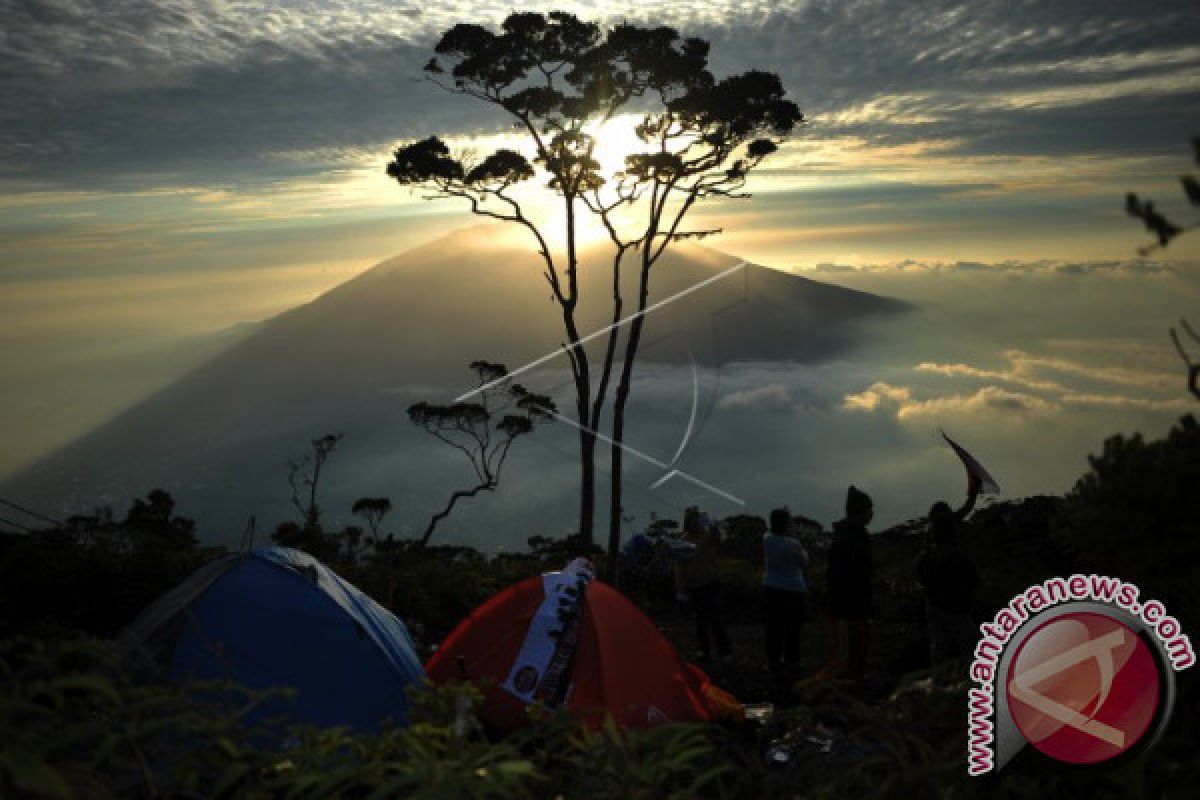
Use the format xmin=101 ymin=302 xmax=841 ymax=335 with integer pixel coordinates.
xmin=1 ymin=414 xmax=1198 ymax=798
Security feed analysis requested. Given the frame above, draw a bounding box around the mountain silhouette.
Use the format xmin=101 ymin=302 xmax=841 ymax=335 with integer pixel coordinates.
xmin=3 ymin=225 xmax=906 ymax=546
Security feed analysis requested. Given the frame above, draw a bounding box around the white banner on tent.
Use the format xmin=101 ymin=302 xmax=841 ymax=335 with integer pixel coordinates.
xmin=502 ymin=558 xmax=594 ymax=704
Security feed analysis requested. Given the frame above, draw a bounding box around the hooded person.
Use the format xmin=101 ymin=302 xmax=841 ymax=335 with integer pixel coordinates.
xmin=823 ymin=485 xmax=874 ymax=692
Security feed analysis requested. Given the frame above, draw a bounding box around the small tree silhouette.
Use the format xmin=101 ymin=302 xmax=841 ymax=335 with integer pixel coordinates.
xmin=287 ymin=433 xmax=343 ymax=531
xmin=1127 ymin=136 xmax=1200 ymax=400
xmin=409 ymin=361 xmax=556 ymax=547
xmin=271 ymin=520 xmax=340 ymax=561
xmin=124 ymin=489 xmax=196 ymax=549
xmin=352 ymin=496 xmax=392 ymax=542
xmin=337 ymin=524 xmax=366 ymax=564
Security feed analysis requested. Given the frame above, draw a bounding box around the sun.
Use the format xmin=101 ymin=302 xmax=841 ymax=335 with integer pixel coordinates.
xmin=586 ymin=114 xmax=648 ymax=182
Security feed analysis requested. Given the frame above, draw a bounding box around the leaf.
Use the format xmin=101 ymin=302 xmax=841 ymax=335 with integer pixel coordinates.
xmin=211 ymin=762 xmax=254 ymax=798
xmin=0 ymin=751 xmax=73 ymax=799
xmin=690 ymin=764 xmax=732 ymax=789
xmin=33 ymin=675 xmax=121 ymax=706
xmin=214 ymin=736 xmax=241 ymax=760
xmin=492 ymin=759 xmax=539 ymax=778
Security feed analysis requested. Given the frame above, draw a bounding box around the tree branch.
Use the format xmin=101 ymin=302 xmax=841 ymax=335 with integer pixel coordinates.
xmin=1170 ymin=326 xmax=1200 ymax=401
xmin=420 ymin=483 xmax=495 ymax=547
xmin=427 ymin=428 xmax=484 ymax=482
xmin=1182 ymin=317 xmax=1200 ymax=346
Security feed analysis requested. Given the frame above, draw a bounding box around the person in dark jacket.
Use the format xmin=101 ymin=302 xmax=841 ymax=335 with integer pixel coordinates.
xmin=917 ymin=484 xmax=981 ymax=663
xmin=825 ymin=485 xmax=874 ymax=692
xmin=617 ymin=529 xmax=658 ymax=609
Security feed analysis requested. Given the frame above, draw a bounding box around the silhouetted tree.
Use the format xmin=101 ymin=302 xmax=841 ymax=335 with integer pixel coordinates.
xmin=1055 ymin=414 xmax=1200 ymax=621
xmin=272 ymin=521 xmax=304 ymax=548
xmin=352 ymin=496 xmax=392 ymax=542
xmin=124 ymin=489 xmax=196 ymax=548
xmin=270 ymin=520 xmax=340 ymax=562
xmin=388 ymin=12 xmax=801 ymax=564
xmin=1127 ymin=136 xmax=1200 ymax=400
xmin=527 ymin=532 xmax=603 ymax=563
xmin=287 ymin=434 xmax=343 ymax=530
xmin=582 ymin=53 xmax=802 ymax=578
xmin=646 ymin=513 xmax=680 ymax=537
xmin=409 ymin=361 xmax=555 ymax=547
xmin=125 ymin=489 xmax=174 ymax=531
xmin=338 ymin=524 xmax=366 ymax=564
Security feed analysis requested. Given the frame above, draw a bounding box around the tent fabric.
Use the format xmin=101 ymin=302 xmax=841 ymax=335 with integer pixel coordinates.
xmin=426 ymin=572 xmax=726 ymax=730
xmin=119 ymin=547 xmax=423 ymax=732
xmin=116 ymin=554 xmax=240 ymax=650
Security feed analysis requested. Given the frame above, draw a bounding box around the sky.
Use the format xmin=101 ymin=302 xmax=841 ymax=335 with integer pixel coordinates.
xmin=2 ymin=0 xmax=1200 ymax=538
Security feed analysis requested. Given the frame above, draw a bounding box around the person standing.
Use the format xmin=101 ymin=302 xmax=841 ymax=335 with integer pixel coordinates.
xmin=617 ymin=528 xmax=658 ymax=608
xmin=763 ymin=507 xmax=809 ymax=670
xmin=827 ymin=486 xmax=874 ymax=693
xmin=917 ymin=491 xmax=981 ymax=663
xmin=679 ymin=513 xmax=732 ymax=663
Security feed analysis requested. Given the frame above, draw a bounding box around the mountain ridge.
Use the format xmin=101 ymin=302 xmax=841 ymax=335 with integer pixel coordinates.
xmin=3 ymin=224 xmax=908 ymax=545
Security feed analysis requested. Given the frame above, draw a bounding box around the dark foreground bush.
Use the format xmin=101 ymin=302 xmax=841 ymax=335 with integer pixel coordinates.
xmin=4 ymin=637 xmax=1200 ymax=799
xmin=0 ymin=638 xmax=735 ymax=800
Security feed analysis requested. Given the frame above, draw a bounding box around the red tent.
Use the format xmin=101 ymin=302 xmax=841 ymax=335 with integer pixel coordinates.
xmin=426 ymin=565 xmax=736 ymax=730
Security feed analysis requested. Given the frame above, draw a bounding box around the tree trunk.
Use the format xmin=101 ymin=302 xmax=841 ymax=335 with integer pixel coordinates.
xmin=607 ymin=394 xmax=627 ymax=580
xmin=307 ymin=453 xmax=322 ymax=529
xmin=607 ymin=256 xmax=653 ymax=578
xmin=592 ymin=249 xmax=626 ymax=577
xmin=562 ymin=194 xmax=596 ymax=547
xmin=579 ymin=428 xmax=596 ymax=551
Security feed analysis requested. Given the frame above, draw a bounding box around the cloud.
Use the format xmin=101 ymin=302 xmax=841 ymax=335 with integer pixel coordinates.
xmin=1060 ymin=392 xmax=1191 ymax=411
xmin=840 ymin=344 xmax=1192 ymax=426
xmin=896 ymin=386 xmax=1057 ymax=419
xmin=914 ymin=361 xmax=1068 ymax=393
xmin=1002 ymin=350 xmax=1180 ymax=391
xmin=806 ymin=258 xmax=1179 ymax=277
xmin=841 ymin=380 xmax=1055 ymax=419
xmin=2 ymin=0 xmax=1198 ymax=193
xmin=695 ymin=1 xmax=1200 ymax=157
xmin=0 ymin=0 xmax=465 ymax=188
xmin=717 ymin=383 xmax=795 ymax=410
xmin=914 ymin=350 xmax=1181 ymax=394
xmin=841 ymin=381 xmax=914 ymax=412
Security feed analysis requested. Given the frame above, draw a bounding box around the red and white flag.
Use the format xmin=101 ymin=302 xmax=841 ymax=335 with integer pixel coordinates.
xmin=941 ymin=430 xmax=1000 ymax=495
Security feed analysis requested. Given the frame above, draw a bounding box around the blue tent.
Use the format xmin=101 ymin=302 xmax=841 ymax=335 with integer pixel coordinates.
xmin=118 ymin=547 xmax=423 ymax=732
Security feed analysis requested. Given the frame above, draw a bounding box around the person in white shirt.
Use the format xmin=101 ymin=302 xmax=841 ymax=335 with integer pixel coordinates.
xmin=763 ymin=507 xmax=809 ymax=669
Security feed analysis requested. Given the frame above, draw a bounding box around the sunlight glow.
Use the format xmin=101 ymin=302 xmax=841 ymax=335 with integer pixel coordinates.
xmin=586 ymin=114 xmax=648 ymax=181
